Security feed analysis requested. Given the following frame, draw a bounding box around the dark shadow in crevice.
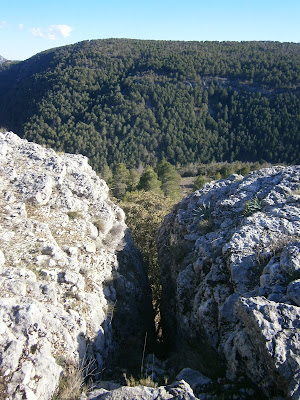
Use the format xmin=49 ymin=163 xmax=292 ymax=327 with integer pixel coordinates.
xmin=76 ymin=228 xmax=156 ymax=385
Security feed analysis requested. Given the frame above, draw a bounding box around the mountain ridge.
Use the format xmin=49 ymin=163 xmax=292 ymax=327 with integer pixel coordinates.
xmin=0 ymin=39 xmax=299 ymax=171
xmin=0 ymin=55 xmax=7 ymax=66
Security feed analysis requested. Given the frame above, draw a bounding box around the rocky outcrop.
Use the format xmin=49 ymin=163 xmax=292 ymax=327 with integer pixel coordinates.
xmin=82 ymin=380 xmax=197 ymax=400
xmin=0 ymin=132 xmax=152 ymax=399
xmin=157 ymin=166 xmax=300 ymax=399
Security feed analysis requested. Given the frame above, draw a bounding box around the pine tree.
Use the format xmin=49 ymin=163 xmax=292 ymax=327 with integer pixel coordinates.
xmin=137 ymin=167 xmax=162 ymax=193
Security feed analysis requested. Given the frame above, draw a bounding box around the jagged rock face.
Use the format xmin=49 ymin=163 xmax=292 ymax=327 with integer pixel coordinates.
xmin=0 ymin=132 xmax=152 ymax=400
xmin=157 ymin=166 xmax=300 ymax=399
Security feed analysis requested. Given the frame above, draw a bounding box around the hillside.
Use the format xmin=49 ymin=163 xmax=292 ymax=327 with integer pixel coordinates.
xmin=0 ymin=39 xmax=299 ymax=171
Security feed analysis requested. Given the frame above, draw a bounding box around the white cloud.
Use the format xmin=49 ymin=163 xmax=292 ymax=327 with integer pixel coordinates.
xmin=30 ymin=24 xmax=73 ymax=40
xmin=30 ymin=27 xmax=44 ymax=38
xmin=0 ymin=21 xmax=7 ymax=29
xmin=19 ymin=23 xmax=24 ymax=30
xmin=47 ymin=25 xmax=72 ymax=39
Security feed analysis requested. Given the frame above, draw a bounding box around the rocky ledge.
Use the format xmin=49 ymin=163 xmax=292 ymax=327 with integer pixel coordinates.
xmin=157 ymin=166 xmax=300 ymax=399
xmin=0 ymin=132 xmax=152 ymax=399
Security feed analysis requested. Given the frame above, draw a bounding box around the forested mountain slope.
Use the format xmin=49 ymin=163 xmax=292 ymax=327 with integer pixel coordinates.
xmin=0 ymin=39 xmax=299 ymax=171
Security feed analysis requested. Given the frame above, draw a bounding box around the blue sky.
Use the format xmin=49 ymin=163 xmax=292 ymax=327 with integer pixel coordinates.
xmin=1 ymin=0 xmax=299 ymax=60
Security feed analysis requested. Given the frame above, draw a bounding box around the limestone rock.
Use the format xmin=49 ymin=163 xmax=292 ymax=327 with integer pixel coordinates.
xmin=157 ymin=166 xmax=300 ymax=399
xmin=175 ymin=369 xmax=212 ymax=395
xmin=0 ymin=132 xmax=152 ymax=400
xmin=236 ymin=296 xmax=300 ymax=399
xmin=83 ymin=380 xmax=197 ymax=400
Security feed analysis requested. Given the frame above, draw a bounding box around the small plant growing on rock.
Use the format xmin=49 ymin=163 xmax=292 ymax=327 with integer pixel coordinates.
xmin=53 ymin=362 xmax=85 ymax=400
xmin=55 ymin=355 xmax=67 ymax=368
xmin=0 ymin=370 xmax=8 ymax=399
xmin=53 ymin=357 xmax=96 ymax=400
xmin=193 ymin=202 xmax=211 ymax=220
xmin=67 ymin=211 xmax=83 ymax=220
xmin=193 ymin=202 xmax=214 ymax=232
xmin=123 ymin=374 xmax=157 ymax=388
xmin=93 ymin=219 xmax=106 ymax=233
xmin=242 ymin=196 xmax=262 ymax=217
xmin=105 ymin=301 xmax=117 ymax=324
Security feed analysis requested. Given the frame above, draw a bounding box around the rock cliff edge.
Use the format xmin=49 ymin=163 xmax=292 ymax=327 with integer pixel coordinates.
xmin=157 ymin=166 xmax=300 ymax=399
xmin=0 ymin=131 xmax=152 ymax=399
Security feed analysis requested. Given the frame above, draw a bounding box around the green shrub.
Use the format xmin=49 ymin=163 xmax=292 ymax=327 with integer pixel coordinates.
xmin=242 ymin=196 xmax=262 ymax=217
xmin=67 ymin=211 xmax=83 ymax=219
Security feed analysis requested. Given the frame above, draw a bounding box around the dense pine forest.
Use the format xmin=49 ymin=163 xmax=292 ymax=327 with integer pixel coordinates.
xmin=0 ymin=39 xmax=299 ymax=172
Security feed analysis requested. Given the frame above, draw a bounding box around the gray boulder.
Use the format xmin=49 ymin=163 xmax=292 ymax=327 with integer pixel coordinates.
xmin=176 ymin=368 xmax=211 ymax=395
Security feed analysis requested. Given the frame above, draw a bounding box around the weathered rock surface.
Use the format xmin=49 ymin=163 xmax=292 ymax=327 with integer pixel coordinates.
xmin=157 ymin=166 xmax=300 ymax=399
xmin=0 ymin=131 xmax=152 ymax=399
xmin=82 ymin=380 xmax=197 ymax=400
